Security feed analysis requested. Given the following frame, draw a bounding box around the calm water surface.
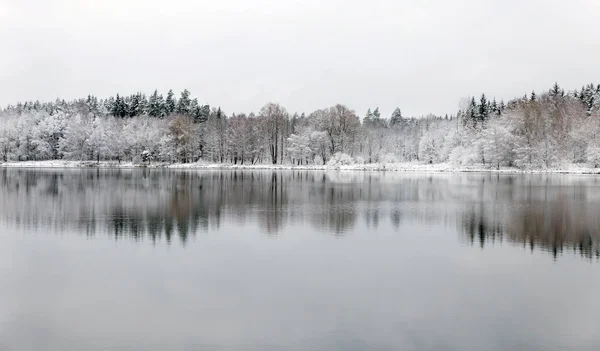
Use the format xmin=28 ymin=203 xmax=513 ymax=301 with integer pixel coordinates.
xmin=1 ymin=168 xmax=600 ymax=351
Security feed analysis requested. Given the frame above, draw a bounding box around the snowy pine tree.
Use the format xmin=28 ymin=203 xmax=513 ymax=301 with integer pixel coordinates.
xmin=194 ymin=104 xmax=210 ymax=123
xmin=373 ymin=107 xmax=381 ymax=119
xmin=148 ymin=90 xmax=165 ymax=118
xmin=165 ymin=89 xmax=176 ymax=116
xmin=176 ymin=89 xmax=192 ymax=115
xmin=85 ymin=95 xmax=99 ymax=115
xmin=550 ymin=82 xmax=564 ymax=97
xmin=390 ymin=108 xmax=403 ymax=126
xmin=129 ymin=93 xmax=141 ymax=117
xmin=469 ymin=97 xmax=478 ymax=125
xmin=478 ymin=94 xmax=488 ymax=122
xmin=112 ymin=94 xmax=128 ymax=118
xmin=364 ymin=108 xmax=373 ymax=124
xmin=490 ymin=98 xmax=498 ymax=116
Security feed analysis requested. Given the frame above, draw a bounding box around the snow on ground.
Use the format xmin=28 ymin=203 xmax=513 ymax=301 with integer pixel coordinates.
xmin=0 ymin=160 xmax=138 ymax=168
xmin=2 ymin=160 xmax=600 ymax=174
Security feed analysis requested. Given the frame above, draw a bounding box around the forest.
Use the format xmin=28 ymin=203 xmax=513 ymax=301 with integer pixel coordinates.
xmin=1 ymin=83 xmax=600 ymax=169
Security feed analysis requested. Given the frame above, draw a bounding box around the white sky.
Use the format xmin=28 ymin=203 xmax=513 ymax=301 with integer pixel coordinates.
xmin=1 ymin=0 xmax=599 ymax=117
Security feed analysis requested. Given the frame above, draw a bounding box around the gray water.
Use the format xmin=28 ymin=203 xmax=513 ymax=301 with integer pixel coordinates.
xmin=1 ymin=168 xmax=600 ymax=351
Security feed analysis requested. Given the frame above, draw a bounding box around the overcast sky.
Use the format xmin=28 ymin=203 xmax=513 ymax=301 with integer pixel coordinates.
xmin=1 ymin=0 xmax=599 ymax=117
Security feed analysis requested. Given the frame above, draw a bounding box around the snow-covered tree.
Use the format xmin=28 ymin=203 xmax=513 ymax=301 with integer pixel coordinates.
xmin=389 ymin=107 xmax=403 ymax=126
xmin=259 ymin=103 xmax=287 ymax=164
xmin=481 ymin=118 xmax=514 ymax=169
xmin=176 ymin=89 xmax=192 ymax=115
xmin=148 ymin=90 xmax=165 ymax=118
xmin=164 ymin=89 xmax=177 ymax=116
xmin=59 ymin=114 xmax=92 ymax=160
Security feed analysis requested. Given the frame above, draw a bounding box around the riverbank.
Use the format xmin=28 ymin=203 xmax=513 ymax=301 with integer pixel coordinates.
xmin=2 ymin=160 xmax=600 ymax=174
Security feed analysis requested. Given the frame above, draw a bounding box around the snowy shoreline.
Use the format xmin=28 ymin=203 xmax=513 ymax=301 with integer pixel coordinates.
xmin=2 ymin=160 xmax=600 ymax=175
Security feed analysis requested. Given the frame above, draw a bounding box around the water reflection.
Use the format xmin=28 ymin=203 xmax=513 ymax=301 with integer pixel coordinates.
xmin=459 ymin=176 xmax=600 ymax=259
xmin=1 ymin=169 xmax=599 ymax=258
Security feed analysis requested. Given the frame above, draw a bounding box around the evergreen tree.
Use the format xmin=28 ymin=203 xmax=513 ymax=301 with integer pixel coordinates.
xmin=583 ymin=83 xmax=597 ymax=114
xmin=478 ymin=94 xmax=488 ymax=121
xmin=119 ymin=95 xmax=129 ymax=118
xmin=112 ymin=94 xmax=124 ymax=117
xmin=469 ymin=97 xmax=478 ymax=124
xmin=364 ymin=108 xmax=373 ymax=124
xmin=165 ymin=89 xmax=176 ymax=116
xmin=138 ymin=93 xmax=148 ymax=115
xmin=124 ymin=96 xmax=133 ymax=117
xmin=148 ymin=90 xmax=164 ymax=118
xmin=550 ymin=82 xmax=563 ymax=97
xmin=129 ymin=93 xmax=141 ymax=117
xmin=85 ymin=95 xmax=99 ymax=115
xmin=189 ymin=98 xmax=199 ymax=119
xmin=490 ymin=98 xmax=498 ymax=115
xmin=390 ymin=108 xmax=403 ymax=126
xmin=193 ymin=104 xmax=210 ymax=123
xmin=373 ymin=107 xmax=381 ymax=119
xmin=176 ymin=89 xmax=192 ymax=115
xmin=530 ymin=91 xmax=536 ymax=101
xmin=105 ymin=96 xmax=115 ymax=116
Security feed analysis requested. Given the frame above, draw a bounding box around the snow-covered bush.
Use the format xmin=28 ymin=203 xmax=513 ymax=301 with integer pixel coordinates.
xmin=586 ymin=146 xmax=600 ymax=168
xmin=326 ymin=152 xmax=354 ymax=167
xmin=448 ymin=146 xmax=466 ymax=166
xmin=313 ymin=155 xmax=324 ymax=165
xmin=449 ymin=143 xmax=482 ymax=166
xmin=379 ymin=153 xmax=399 ymax=164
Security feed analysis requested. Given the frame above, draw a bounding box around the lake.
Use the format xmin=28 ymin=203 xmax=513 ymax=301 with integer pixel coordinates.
xmin=1 ymin=168 xmax=599 ymax=351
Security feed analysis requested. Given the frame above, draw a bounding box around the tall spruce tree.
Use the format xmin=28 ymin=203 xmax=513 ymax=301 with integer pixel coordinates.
xmin=129 ymin=93 xmax=141 ymax=117
xmin=176 ymin=89 xmax=192 ymax=115
xmin=550 ymin=82 xmax=563 ymax=97
xmin=390 ymin=107 xmax=403 ymax=126
xmin=148 ymin=90 xmax=164 ymax=117
xmin=364 ymin=108 xmax=373 ymax=124
xmin=112 ymin=94 xmax=128 ymax=118
xmin=138 ymin=93 xmax=148 ymax=115
xmin=373 ymin=107 xmax=381 ymax=119
xmin=469 ymin=97 xmax=478 ymax=124
xmin=86 ymin=95 xmax=99 ymax=115
xmin=490 ymin=98 xmax=498 ymax=115
xmin=478 ymin=94 xmax=488 ymax=121
xmin=165 ymin=89 xmax=176 ymax=116
xmin=194 ymin=104 xmax=210 ymax=123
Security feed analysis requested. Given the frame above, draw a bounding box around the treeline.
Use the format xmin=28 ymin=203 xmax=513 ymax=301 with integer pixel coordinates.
xmin=1 ymin=83 xmax=600 ymax=168
xmin=6 ymin=89 xmax=210 ymax=120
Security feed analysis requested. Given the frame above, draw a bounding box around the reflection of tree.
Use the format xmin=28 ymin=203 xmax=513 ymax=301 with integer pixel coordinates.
xmin=258 ymin=172 xmax=287 ymax=235
xmin=461 ymin=205 xmax=503 ymax=249
xmin=2 ymin=169 xmax=600 ymax=257
xmin=506 ymin=194 xmax=600 ymax=259
xmin=460 ymin=187 xmax=600 ymax=259
xmin=364 ymin=208 xmax=380 ymax=228
xmin=390 ymin=209 xmax=403 ymax=230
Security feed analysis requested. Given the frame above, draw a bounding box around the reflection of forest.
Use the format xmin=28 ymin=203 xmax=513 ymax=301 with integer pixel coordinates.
xmin=460 ymin=175 xmax=600 ymax=259
xmin=1 ymin=169 xmax=599 ymax=257
xmin=0 ymin=169 xmax=448 ymax=241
